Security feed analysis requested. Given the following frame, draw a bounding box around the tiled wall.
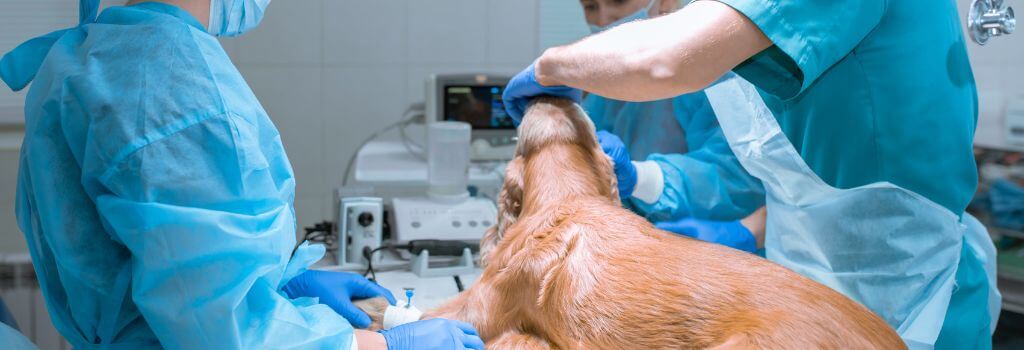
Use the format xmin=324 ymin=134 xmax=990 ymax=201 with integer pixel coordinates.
xmin=959 ymin=1 xmax=1024 ymax=94
xmin=958 ymin=1 xmax=1024 ymax=151
xmin=217 ymin=0 xmax=542 ymax=233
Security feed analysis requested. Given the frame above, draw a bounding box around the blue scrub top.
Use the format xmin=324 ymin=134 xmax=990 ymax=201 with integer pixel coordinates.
xmin=584 ymin=92 xmax=765 ymax=222
xmin=713 ymin=0 xmax=990 ymax=348
xmin=717 ymin=0 xmax=978 ymax=215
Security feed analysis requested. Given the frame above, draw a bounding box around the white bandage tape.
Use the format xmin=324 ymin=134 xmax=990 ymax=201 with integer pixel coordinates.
xmin=382 ymin=301 xmax=424 ymax=330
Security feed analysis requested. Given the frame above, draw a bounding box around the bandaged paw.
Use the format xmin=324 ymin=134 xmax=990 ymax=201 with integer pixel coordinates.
xmin=383 ymin=301 xmax=424 ymax=330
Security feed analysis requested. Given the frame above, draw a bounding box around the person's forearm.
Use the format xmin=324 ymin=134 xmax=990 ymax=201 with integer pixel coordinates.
xmin=356 ymin=330 xmax=388 ymax=350
xmin=740 ymin=207 xmax=767 ymax=249
xmin=535 ymin=1 xmax=771 ymax=102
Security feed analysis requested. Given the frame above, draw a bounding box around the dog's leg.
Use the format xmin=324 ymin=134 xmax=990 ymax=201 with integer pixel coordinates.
xmin=352 ymin=297 xmax=390 ymax=331
xmin=423 ymin=278 xmax=506 ymax=340
xmin=488 ymin=331 xmax=556 ymax=350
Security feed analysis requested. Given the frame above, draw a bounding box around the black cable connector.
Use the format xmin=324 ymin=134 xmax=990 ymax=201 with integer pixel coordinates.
xmin=302 ymin=221 xmax=335 ymax=246
xmin=407 ymin=240 xmax=478 ymax=256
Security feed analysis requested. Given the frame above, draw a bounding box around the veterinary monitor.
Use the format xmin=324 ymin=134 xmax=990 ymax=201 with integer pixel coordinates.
xmin=426 ymin=74 xmax=515 ymax=160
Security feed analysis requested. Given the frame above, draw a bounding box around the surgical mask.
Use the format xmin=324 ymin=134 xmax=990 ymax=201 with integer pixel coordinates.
xmin=588 ymin=0 xmax=657 ymax=34
xmin=208 ymin=0 xmax=271 ymax=37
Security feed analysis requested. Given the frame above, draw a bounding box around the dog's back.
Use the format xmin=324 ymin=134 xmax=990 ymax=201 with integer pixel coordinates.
xmin=522 ymin=197 xmax=904 ymax=349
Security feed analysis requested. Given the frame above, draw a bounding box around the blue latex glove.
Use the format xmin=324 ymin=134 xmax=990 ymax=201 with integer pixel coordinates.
xmin=502 ymin=62 xmax=582 ymax=123
xmin=597 ymin=130 xmax=637 ymax=198
xmin=282 ymin=270 xmax=396 ymax=328
xmin=380 ymin=318 xmax=485 ymax=350
xmin=656 ymin=218 xmax=757 ymax=253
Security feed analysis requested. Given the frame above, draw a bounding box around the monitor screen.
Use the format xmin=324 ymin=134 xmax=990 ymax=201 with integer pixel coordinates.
xmin=443 ymin=85 xmax=514 ymax=129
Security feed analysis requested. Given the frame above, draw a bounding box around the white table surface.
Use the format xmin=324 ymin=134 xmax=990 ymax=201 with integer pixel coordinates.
xmin=314 ymin=249 xmax=482 ymax=310
xmin=373 ymin=270 xmax=482 ymax=310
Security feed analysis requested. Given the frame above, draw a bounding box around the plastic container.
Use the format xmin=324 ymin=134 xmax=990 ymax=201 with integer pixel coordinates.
xmin=427 ymin=121 xmax=472 ymax=201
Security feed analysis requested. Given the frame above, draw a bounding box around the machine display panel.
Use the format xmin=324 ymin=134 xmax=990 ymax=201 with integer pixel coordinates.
xmin=443 ymin=85 xmax=514 ymax=129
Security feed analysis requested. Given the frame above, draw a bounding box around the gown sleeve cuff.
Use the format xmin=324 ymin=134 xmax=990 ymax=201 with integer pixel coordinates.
xmin=349 ymin=336 xmax=358 ymax=350
xmin=631 ymin=160 xmax=664 ymax=205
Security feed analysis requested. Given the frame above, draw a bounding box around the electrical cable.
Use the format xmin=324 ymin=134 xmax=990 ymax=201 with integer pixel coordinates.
xmin=362 ymin=246 xmax=384 ymax=282
xmin=341 ymin=103 xmax=426 ymax=186
xmin=399 ymin=118 xmax=426 ymax=160
xmin=362 ymin=243 xmax=412 ymax=282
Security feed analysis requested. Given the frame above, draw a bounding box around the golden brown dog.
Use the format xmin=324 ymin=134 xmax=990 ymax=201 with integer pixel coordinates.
xmin=418 ymin=98 xmax=905 ymax=349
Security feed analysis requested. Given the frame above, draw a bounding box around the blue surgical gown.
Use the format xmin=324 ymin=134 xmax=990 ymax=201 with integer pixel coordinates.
xmin=583 ymin=93 xmax=765 ymax=222
xmin=713 ymin=0 xmax=992 ymax=347
xmin=0 ymin=323 xmax=35 ymax=350
xmin=4 ymin=3 xmax=354 ymax=349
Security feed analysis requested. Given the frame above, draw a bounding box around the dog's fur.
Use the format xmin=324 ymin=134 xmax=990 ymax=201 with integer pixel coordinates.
xmin=419 ymin=98 xmax=905 ymax=349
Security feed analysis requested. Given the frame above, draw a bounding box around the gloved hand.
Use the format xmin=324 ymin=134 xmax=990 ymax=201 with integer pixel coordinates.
xmin=656 ymin=218 xmax=757 ymax=253
xmin=380 ymin=318 xmax=485 ymax=350
xmin=282 ymin=270 xmax=396 ymax=328
xmin=502 ymin=61 xmax=582 ymax=124
xmin=597 ymin=131 xmax=637 ymax=198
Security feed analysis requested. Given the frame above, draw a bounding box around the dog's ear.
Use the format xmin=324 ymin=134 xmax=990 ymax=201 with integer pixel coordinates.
xmin=597 ymin=149 xmax=622 ymax=206
xmin=565 ymin=101 xmax=622 ymax=206
xmin=589 ymin=137 xmax=622 ymax=206
xmin=480 ymin=156 xmax=525 ymax=267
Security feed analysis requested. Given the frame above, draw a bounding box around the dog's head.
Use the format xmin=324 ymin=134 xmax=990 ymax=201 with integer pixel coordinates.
xmin=479 ymin=97 xmax=620 ymax=265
